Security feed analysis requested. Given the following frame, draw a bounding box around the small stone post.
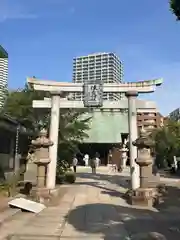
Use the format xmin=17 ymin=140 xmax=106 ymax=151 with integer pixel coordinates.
xmin=130 ymin=128 xmax=154 ymax=207
xmin=31 ymin=129 xmax=53 ymax=199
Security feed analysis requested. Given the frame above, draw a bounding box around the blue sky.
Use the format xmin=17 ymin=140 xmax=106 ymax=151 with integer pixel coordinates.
xmin=0 ymin=0 xmax=179 ymax=115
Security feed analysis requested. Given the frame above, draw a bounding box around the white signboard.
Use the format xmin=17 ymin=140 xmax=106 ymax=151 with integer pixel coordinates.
xmin=8 ymin=197 xmax=46 ymax=213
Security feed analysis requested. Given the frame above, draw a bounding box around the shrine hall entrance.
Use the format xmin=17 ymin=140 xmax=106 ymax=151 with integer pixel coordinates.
xmin=78 ymin=143 xmax=113 ymax=165
xmin=77 ymin=133 xmax=128 ymax=165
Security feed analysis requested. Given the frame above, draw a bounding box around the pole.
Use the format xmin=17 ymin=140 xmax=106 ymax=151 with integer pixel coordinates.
xmin=125 ymin=91 xmax=140 ymax=190
xmin=46 ymin=94 xmax=60 ymax=189
xmin=14 ymin=125 xmax=20 ymax=172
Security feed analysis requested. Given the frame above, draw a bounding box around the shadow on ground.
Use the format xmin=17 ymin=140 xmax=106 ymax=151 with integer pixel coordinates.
xmin=66 ymin=203 xmax=180 ymax=240
xmin=76 ymin=172 xmax=180 ymax=212
xmin=157 ymin=185 xmax=180 ymax=213
xmin=75 ymin=172 xmax=131 ymax=200
xmin=64 ymin=172 xmax=180 ymax=239
xmin=76 ymin=172 xmax=130 ymax=188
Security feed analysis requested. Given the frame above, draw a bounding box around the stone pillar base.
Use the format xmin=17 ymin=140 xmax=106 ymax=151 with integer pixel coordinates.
xmin=125 ymin=184 xmax=167 ymax=207
xmin=31 ymin=187 xmax=60 ymax=205
xmin=31 ymin=188 xmax=51 ymax=204
xmin=129 ymin=188 xmax=154 ymax=207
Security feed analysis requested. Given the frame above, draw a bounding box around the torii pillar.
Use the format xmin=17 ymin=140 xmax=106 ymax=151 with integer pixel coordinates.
xmin=46 ymin=93 xmax=61 ymax=189
xmin=126 ymin=91 xmax=140 ymax=190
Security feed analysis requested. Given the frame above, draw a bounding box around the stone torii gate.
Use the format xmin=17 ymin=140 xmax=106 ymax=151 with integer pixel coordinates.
xmin=27 ymin=77 xmax=163 ymax=190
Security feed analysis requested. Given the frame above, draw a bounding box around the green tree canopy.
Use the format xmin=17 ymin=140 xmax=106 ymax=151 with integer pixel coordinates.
xmin=3 ymin=84 xmax=91 ymax=161
xmin=152 ymin=119 xmax=180 ymax=168
xmin=3 ymin=83 xmax=49 ymax=131
xmin=170 ymin=0 xmax=180 ymax=20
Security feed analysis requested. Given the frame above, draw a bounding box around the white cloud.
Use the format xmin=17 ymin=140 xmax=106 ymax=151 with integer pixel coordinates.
xmin=0 ymin=0 xmax=75 ymax=22
xmin=0 ymin=0 xmax=37 ymax=22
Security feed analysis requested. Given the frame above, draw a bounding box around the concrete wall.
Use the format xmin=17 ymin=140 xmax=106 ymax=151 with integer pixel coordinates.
xmin=0 ymin=153 xmax=12 ymax=170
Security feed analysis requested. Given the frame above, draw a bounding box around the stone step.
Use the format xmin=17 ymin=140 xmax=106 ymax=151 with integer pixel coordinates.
xmin=6 ymin=235 xmax=61 ymax=240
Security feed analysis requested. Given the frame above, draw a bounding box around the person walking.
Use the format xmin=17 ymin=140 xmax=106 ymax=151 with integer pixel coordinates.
xmin=108 ymin=149 xmax=113 ymax=165
xmin=90 ymin=157 xmax=97 ymax=174
xmin=72 ymin=155 xmax=78 ymax=173
xmin=95 ymin=152 xmax=100 ymax=167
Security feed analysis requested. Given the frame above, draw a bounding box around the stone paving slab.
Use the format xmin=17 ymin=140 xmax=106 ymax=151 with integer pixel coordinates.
xmin=0 ymin=208 xmax=20 ymax=226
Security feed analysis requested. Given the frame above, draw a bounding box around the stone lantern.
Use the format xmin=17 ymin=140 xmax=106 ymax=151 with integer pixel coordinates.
xmin=31 ymin=129 xmax=53 ymax=189
xmin=130 ymin=128 xmax=155 ymax=207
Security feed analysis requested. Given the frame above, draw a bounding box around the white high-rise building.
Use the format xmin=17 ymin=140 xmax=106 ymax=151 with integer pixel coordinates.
xmin=0 ymin=45 xmax=8 ymax=108
xmin=72 ymin=52 xmax=124 ymax=101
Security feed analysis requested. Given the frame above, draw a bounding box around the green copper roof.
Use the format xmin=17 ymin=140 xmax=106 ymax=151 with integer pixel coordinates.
xmin=84 ymin=110 xmax=128 ymax=143
xmin=0 ymin=45 xmax=8 ymax=58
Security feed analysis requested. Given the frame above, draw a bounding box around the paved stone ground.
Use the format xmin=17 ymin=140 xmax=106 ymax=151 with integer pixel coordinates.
xmin=2 ymin=166 xmax=180 ymax=239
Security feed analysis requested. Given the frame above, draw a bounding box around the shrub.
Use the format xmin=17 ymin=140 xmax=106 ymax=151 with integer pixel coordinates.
xmin=56 ymin=159 xmax=69 ymax=176
xmin=0 ymin=169 xmax=22 ymax=197
xmin=56 ymin=174 xmax=65 ymax=184
xmin=65 ymin=171 xmax=76 ymax=184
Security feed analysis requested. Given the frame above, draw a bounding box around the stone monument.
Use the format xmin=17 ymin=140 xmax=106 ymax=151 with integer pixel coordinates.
xmin=129 ymin=128 xmax=155 ymax=207
xmin=31 ymin=129 xmax=53 ymax=202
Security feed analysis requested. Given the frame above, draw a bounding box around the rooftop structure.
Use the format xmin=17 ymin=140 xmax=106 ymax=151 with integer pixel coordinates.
xmin=169 ymin=107 xmax=180 ymax=122
xmin=0 ymin=45 xmax=8 ymax=58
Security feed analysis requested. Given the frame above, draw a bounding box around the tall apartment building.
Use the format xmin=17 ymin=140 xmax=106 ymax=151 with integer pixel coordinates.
xmin=0 ymin=45 xmax=8 ymax=109
xmin=72 ymin=52 xmax=123 ymax=101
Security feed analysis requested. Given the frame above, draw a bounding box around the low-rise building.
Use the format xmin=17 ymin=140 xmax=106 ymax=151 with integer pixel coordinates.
xmin=137 ymin=112 xmax=164 ymax=132
xmin=0 ymin=114 xmax=32 ymax=178
xmin=168 ymin=107 xmax=180 ymax=122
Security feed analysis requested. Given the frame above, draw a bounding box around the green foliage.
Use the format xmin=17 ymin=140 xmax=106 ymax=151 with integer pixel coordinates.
xmin=3 ymin=84 xmax=90 ymax=158
xmin=65 ymin=171 xmax=76 ymax=184
xmin=56 ymin=159 xmax=69 ymax=176
xmin=152 ymin=120 xmax=180 ymax=168
xmin=58 ymin=110 xmax=91 ymax=161
xmin=3 ymin=83 xmax=91 ymax=177
xmin=170 ymin=0 xmax=180 ymax=20
xmin=3 ymin=84 xmax=49 ymax=132
xmin=0 ymin=169 xmax=22 ymax=197
xmin=56 ymin=160 xmax=69 ymax=184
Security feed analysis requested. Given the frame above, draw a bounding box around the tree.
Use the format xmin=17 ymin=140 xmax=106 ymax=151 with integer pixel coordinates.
xmin=58 ymin=110 xmax=91 ymax=161
xmin=170 ymin=0 xmax=180 ymax=20
xmin=152 ymin=120 xmax=180 ymax=168
xmin=3 ymin=84 xmax=91 ymax=161
xmin=3 ymin=84 xmax=49 ymax=132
